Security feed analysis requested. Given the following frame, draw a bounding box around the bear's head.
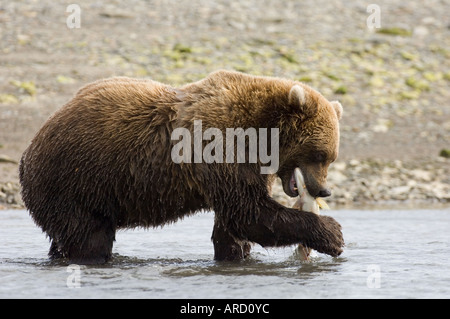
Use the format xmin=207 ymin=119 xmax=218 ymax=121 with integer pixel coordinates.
xmin=277 ymin=84 xmax=343 ymax=199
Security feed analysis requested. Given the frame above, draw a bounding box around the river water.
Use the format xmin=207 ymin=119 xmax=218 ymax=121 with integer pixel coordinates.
xmin=0 ymin=208 xmax=449 ymax=299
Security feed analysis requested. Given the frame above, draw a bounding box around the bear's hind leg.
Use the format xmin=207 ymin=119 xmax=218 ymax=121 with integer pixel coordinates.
xmin=212 ymin=219 xmax=251 ymax=261
xmin=55 ymin=214 xmax=116 ymax=265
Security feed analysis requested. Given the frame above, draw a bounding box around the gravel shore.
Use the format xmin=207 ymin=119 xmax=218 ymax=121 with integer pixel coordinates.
xmin=1 ymin=0 xmax=449 ymax=210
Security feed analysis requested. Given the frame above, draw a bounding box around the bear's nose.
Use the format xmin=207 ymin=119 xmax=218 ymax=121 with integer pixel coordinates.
xmin=317 ymin=188 xmax=331 ymax=198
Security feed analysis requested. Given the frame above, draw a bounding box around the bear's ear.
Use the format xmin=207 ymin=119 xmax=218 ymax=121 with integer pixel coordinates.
xmin=288 ymin=85 xmax=306 ymax=106
xmin=288 ymin=85 xmax=317 ymax=119
xmin=331 ymin=101 xmax=343 ymax=120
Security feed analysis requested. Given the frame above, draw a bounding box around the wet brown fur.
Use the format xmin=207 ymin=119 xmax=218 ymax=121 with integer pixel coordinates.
xmin=19 ymin=70 xmax=344 ymax=264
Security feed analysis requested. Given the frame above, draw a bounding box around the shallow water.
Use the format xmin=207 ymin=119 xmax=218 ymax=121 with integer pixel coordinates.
xmin=0 ymin=208 xmax=449 ymax=299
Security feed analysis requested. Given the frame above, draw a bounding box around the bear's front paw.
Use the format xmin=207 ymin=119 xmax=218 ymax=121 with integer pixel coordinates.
xmin=310 ymin=215 xmax=344 ymax=257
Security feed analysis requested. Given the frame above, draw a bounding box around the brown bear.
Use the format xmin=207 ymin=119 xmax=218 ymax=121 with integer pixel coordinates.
xmin=19 ymin=70 xmax=344 ymax=264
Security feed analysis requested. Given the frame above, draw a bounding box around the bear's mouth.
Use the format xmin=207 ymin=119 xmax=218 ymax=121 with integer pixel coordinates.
xmin=289 ymin=167 xmax=305 ymax=197
xmin=289 ymin=171 xmax=298 ymax=196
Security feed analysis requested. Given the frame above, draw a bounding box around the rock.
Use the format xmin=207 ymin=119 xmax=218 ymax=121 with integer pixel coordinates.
xmin=372 ymin=118 xmax=393 ymax=133
xmin=332 ymin=162 xmax=347 ymax=171
xmin=328 ymin=170 xmax=347 ymax=184
xmin=348 ymin=159 xmax=360 ymax=167
xmin=391 ymin=185 xmax=411 ymax=198
xmin=0 ymin=182 xmax=23 ymax=208
xmin=413 ymin=26 xmax=429 ymax=37
xmin=409 ymin=169 xmax=432 ymax=182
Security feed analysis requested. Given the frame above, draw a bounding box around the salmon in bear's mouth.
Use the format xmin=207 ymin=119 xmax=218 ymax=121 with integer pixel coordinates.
xmin=290 ymin=167 xmax=309 ymax=197
xmin=289 ymin=169 xmax=300 ymax=196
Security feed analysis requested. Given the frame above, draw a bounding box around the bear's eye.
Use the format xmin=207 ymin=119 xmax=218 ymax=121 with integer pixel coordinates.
xmin=311 ymin=151 xmax=326 ymax=163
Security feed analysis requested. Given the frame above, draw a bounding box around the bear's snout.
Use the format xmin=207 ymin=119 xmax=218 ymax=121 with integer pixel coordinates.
xmin=316 ymin=188 xmax=331 ymax=198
